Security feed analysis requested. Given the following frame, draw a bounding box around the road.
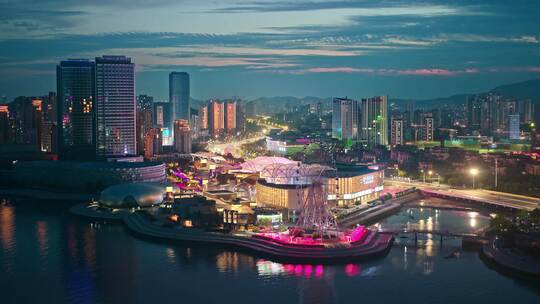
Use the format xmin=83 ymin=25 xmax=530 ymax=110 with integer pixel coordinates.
xmin=386 ymin=179 xmax=540 ymax=211
xmin=207 ymin=135 xmax=266 ymax=158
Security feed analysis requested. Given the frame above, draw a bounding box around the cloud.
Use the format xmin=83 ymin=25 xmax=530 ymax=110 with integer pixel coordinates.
xmin=264 ymin=66 xmax=482 ymax=76
xmin=211 ymin=1 xmax=477 ymax=16
xmin=435 ymin=33 xmax=539 ymax=44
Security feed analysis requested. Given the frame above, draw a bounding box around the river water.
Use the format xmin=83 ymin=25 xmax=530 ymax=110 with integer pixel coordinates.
xmin=0 ymin=197 xmax=538 ymax=304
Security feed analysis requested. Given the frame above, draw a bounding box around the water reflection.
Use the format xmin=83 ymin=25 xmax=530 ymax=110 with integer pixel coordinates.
xmin=36 ymin=221 xmax=48 ymax=257
xmin=256 ymin=259 xmax=366 ymax=279
xmin=0 ymin=203 xmax=15 ymax=251
xmin=1 ymin=199 xmax=539 ymax=304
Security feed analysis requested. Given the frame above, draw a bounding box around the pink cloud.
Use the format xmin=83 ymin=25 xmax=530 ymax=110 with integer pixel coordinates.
xmin=396 ymin=68 xmax=457 ymax=76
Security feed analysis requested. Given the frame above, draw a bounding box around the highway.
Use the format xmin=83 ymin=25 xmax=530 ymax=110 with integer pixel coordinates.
xmin=386 ymin=179 xmax=540 ymax=211
xmin=206 ymin=135 xmax=266 ymax=158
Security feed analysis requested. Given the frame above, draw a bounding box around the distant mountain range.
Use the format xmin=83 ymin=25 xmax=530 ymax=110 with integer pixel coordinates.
xmin=188 ymin=78 xmax=540 ymax=120
xmin=240 ymin=78 xmax=540 ymax=113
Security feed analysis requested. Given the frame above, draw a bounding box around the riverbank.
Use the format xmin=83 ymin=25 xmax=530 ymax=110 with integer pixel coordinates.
xmin=481 ymin=237 xmax=540 ymax=277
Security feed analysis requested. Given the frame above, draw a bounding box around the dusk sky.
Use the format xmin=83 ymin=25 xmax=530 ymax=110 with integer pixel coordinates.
xmin=1 ymin=0 xmax=539 ymax=101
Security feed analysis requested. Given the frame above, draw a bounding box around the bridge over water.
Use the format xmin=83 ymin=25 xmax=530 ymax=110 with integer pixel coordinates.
xmin=377 ymin=223 xmax=488 ymax=244
xmin=386 ymin=179 xmax=540 ymax=212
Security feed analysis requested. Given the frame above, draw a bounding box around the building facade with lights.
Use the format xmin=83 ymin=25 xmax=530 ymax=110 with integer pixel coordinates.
xmin=254 ymin=164 xmax=384 ymax=211
xmin=332 ymin=97 xmax=359 ymax=142
xmin=95 ymin=56 xmax=136 ymax=158
xmin=361 ymin=96 xmax=388 ymax=147
xmin=56 ymin=59 xmax=95 ymax=159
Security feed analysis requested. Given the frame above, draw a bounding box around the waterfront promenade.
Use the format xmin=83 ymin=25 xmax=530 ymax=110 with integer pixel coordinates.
xmin=71 ymin=204 xmax=394 ymax=262
xmin=482 ymin=238 xmax=540 ymax=276
xmin=338 ymin=191 xmax=423 ymax=227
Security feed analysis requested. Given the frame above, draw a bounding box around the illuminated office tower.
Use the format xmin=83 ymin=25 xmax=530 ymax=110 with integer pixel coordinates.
xmin=361 ymin=96 xmax=388 ymax=147
xmin=169 ymin=72 xmax=190 ymax=121
xmin=95 ymin=56 xmax=136 ymax=158
xmin=56 ymin=59 xmax=95 ymax=159
xmin=332 ymin=97 xmax=358 ymax=141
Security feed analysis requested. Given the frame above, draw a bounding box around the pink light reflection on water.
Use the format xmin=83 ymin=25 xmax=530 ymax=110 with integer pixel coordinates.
xmin=260 ymin=261 xmax=326 ymax=278
xmin=344 ymin=263 xmax=361 ymax=277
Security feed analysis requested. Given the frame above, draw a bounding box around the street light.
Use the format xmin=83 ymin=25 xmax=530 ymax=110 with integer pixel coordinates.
xmin=428 ymin=170 xmax=433 ymax=183
xmin=469 ymin=168 xmax=479 ymax=189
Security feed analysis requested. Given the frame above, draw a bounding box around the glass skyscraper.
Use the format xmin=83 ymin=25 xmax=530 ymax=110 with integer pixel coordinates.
xmin=56 ymin=59 xmax=95 ymax=159
xmin=95 ymin=56 xmax=136 ymax=158
xmin=169 ymin=72 xmax=190 ymax=121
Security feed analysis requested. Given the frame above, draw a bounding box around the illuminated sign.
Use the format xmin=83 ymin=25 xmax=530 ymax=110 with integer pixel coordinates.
xmin=362 ymin=175 xmax=374 ymax=184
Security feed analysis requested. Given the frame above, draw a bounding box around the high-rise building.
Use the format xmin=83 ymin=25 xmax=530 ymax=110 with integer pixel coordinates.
xmin=245 ymin=101 xmax=256 ymax=118
xmin=0 ymin=104 xmax=9 ymax=144
xmin=391 ymin=118 xmax=404 ymax=147
xmin=136 ymin=95 xmax=154 ymax=155
xmin=95 ymin=56 xmax=136 ymax=158
xmin=8 ymin=97 xmax=42 ymax=147
xmin=56 ymin=59 xmax=95 ymax=159
xmin=137 ymin=108 xmax=153 ymax=155
xmin=169 ymin=72 xmax=190 ymax=121
xmin=508 ymin=114 xmax=520 ymax=140
xmin=519 ymin=99 xmax=534 ymax=124
xmin=316 ymin=102 xmax=323 ymax=118
xmin=189 ymin=108 xmax=200 ymax=139
xmin=152 ymin=101 xmax=173 ymax=145
xmin=332 ymin=97 xmax=358 ymax=141
xmin=144 ymin=127 xmax=162 ymax=159
xmin=208 ymin=99 xmax=225 ymax=136
xmin=174 ymin=119 xmax=192 ymax=153
xmin=440 ymin=109 xmax=455 ymax=129
xmin=467 ymin=93 xmax=517 ymax=136
xmin=361 ymin=96 xmax=388 ymax=147
xmin=199 ymin=105 xmax=208 ymax=130
xmin=40 ymin=92 xmax=57 ymax=153
xmin=424 ymin=116 xmax=434 ymax=141
xmin=137 ymin=94 xmax=153 ymax=111
xmin=225 ymin=100 xmax=237 ymax=134
xmin=236 ymin=103 xmax=246 ymax=134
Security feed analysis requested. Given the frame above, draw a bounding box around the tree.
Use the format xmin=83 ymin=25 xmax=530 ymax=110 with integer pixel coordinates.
xmin=490 ymin=214 xmax=516 ymax=234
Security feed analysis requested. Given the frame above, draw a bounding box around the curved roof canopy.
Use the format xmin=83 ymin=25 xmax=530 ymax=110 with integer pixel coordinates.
xmin=100 ymin=182 xmax=166 ymax=208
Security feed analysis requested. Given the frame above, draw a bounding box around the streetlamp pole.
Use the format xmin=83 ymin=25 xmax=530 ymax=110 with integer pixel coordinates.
xmin=494 ymin=158 xmax=498 ymax=189
xmin=470 ymin=168 xmax=478 ymax=189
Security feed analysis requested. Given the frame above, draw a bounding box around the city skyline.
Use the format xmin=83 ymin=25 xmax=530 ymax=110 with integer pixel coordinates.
xmin=1 ymin=1 xmax=540 ymax=100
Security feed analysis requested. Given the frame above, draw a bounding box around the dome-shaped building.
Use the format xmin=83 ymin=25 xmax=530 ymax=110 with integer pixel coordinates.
xmin=99 ymin=183 xmax=167 ymax=208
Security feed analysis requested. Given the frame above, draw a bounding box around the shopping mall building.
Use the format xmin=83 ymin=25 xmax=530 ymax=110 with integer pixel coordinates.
xmin=245 ymin=157 xmax=384 ymax=212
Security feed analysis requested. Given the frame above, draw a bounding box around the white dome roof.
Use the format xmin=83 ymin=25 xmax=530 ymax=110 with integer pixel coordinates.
xmin=99 ymin=182 xmax=166 ymax=208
